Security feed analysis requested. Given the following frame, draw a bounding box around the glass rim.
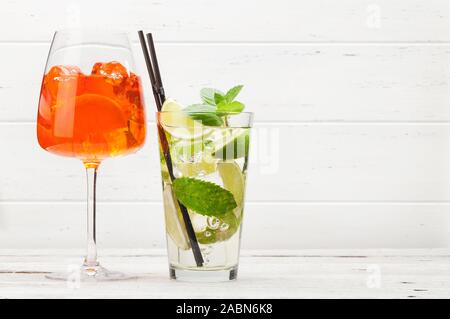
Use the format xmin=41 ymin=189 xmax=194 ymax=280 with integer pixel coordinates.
xmin=157 ymin=111 xmax=253 ymax=128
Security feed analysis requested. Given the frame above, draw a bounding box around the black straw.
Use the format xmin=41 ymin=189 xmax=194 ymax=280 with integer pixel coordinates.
xmin=146 ymin=33 xmax=166 ymax=105
xmin=138 ymin=32 xmax=162 ymax=110
xmin=138 ymin=31 xmax=204 ymax=267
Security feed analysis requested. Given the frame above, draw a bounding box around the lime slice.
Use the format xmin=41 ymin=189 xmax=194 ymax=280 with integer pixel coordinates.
xmin=195 ymin=213 xmax=239 ymax=245
xmin=160 ymin=98 xmax=208 ymax=139
xmin=218 ymin=161 xmax=245 ymax=220
xmin=214 ymin=212 xmax=239 ymax=242
xmin=211 ymin=129 xmax=249 ymax=160
xmin=163 ymin=184 xmax=190 ymax=250
xmin=196 ymin=229 xmax=217 ymax=245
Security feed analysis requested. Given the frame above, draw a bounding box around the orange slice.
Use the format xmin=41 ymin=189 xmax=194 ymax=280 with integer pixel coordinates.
xmin=72 ymin=94 xmax=127 ymax=134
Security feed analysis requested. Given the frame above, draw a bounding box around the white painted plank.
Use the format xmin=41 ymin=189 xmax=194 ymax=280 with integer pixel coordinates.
xmin=0 ymin=0 xmax=449 ymax=42
xmin=1 ymin=44 xmax=450 ymax=122
xmin=1 ymin=123 xmax=450 ymax=201
xmin=0 ymin=203 xmax=449 ymax=249
xmin=0 ymin=250 xmax=449 ymax=298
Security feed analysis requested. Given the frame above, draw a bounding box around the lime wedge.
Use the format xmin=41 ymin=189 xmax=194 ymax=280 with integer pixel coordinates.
xmin=195 ymin=212 xmax=239 ymax=245
xmin=163 ymin=184 xmax=190 ymax=250
xmin=215 ymin=212 xmax=239 ymax=242
xmin=211 ymin=129 xmax=249 ymax=160
xmin=160 ymin=98 xmax=208 ymax=139
xmin=218 ymin=162 xmax=245 ymax=206
xmin=218 ymin=161 xmax=245 ymax=220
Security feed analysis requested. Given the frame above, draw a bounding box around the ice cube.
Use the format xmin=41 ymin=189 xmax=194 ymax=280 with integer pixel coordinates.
xmin=91 ymin=61 xmax=129 ymax=86
xmin=125 ymin=72 xmax=142 ymax=105
xmin=42 ymin=65 xmax=81 ymax=107
xmin=46 ymin=65 xmax=82 ymax=81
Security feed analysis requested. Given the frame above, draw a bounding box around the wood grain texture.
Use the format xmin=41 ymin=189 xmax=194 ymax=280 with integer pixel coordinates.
xmin=1 ymin=44 xmax=450 ymax=122
xmin=0 ymin=0 xmax=449 ymax=42
xmin=0 ymin=203 xmax=449 ymax=249
xmin=0 ymin=249 xmax=449 ymax=298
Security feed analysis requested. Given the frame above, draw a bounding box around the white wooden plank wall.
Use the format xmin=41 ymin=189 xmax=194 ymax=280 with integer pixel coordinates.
xmin=0 ymin=0 xmax=449 ymax=249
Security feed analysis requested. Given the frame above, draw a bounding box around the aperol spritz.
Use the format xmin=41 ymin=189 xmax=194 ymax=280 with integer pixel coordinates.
xmin=37 ymin=29 xmax=146 ymax=281
xmin=37 ymin=62 xmax=145 ymax=164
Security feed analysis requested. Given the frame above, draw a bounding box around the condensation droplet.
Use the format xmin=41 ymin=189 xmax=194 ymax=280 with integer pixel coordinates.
xmin=204 ymin=231 xmax=212 ymax=237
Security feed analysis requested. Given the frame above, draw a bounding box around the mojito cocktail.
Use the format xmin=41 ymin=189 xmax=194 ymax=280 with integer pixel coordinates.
xmin=157 ymin=86 xmax=252 ymax=281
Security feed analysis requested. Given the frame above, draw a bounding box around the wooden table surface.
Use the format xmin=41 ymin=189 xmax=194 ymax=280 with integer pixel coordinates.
xmin=0 ymin=249 xmax=449 ymax=299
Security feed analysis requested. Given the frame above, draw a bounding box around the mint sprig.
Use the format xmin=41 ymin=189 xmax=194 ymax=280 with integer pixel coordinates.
xmin=172 ymin=177 xmax=237 ymax=216
xmin=184 ymin=85 xmax=245 ymax=126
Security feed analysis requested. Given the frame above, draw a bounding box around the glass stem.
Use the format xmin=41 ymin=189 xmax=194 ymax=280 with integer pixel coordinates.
xmin=84 ymin=166 xmax=99 ymax=268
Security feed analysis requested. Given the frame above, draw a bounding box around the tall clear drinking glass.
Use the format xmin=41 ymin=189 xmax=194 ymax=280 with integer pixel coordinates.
xmin=157 ymin=111 xmax=253 ymax=281
xmin=36 ymin=29 xmax=146 ymax=280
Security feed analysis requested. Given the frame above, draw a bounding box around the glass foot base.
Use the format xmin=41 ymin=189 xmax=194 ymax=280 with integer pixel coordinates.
xmin=170 ymin=265 xmax=238 ymax=282
xmin=45 ymin=263 xmax=136 ymax=282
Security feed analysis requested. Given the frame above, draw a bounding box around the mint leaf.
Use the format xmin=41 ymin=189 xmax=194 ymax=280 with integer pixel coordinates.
xmin=184 ymin=104 xmax=223 ymax=126
xmin=217 ymin=101 xmax=245 ymax=114
xmin=200 ymin=88 xmax=224 ymax=105
xmin=214 ymin=92 xmax=225 ymax=105
xmin=173 ymin=177 xmax=237 ymax=216
xmin=224 ymin=85 xmax=243 ymax=103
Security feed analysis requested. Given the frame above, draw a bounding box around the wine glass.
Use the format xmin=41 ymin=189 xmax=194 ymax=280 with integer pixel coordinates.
xmin=37 ymin=29 xmax=146 ymax=280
